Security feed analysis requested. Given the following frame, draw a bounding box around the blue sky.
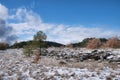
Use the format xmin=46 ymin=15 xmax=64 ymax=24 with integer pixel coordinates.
xmin=0 ymin=0 xmax=120 ymax=44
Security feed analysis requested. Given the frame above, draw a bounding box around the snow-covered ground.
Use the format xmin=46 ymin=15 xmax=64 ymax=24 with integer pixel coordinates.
xmin=0 ymin=48 xmax=120 ymax=80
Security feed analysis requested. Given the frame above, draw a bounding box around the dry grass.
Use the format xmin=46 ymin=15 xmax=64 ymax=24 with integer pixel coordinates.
xmin=82 ymin=74 xmax=90 ymax=78
xmin=87 ymin=38 xmax=101 ymax=49
xmin=38 ymin=57 xmax=59 ymax=66
xmin=104 ymin=37 xmax=120 ymax=48
xmin=65 ymin=44 xmax=73 ymax=48
xmin=0 ymin=42 xmax=8 ymax=50
xmin=106 ymin=76 xmax=112 ymax=80
xmin=86 ymin=37 xmax=120 ymax=49
xmin=30 ymin=57 xmax=120 ymax=70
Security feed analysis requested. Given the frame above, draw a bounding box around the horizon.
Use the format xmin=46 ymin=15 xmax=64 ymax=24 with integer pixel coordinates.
xmin=0 ymin=0 xmax=120 ymax=44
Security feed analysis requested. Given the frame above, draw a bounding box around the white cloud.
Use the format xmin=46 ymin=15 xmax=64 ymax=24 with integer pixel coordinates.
xmin=0 ymin=4 xmax=119 ymax=44
xmin=47 ymin=26 xmax=119 ymax=44
xmin=10 ymin=8 xmax=120 ymax=44
xmin=9 ymin=8 xmax=53 ymax=34
xmin=0 ymin=4 xmax=8 ymax=20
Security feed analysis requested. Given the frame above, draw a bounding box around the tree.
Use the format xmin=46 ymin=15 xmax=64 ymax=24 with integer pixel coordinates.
xmin=34 ymin=31 xmax=47 ymax=41
xmin=33 ymin=31 xmax=47 ymax=55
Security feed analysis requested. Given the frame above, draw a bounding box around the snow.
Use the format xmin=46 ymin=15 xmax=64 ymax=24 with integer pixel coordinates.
xmin=0 ymin=48 xmax=120 ymax=80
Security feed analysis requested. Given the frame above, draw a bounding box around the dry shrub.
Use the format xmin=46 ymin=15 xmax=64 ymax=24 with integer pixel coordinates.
xmin=59 ymin=60 xmax=67 ymax=65
xmin=106 ymin=76 xmax=112 ymax=80
xmin=83 ymin=74 xmax=89 ymax=78
xmin=39 ymin=57 xmax=59 ymax=66
xmin=104 ymin=37 xmax=120 ymax=48
xmin=87 ymin=38 xmax=101 ymax=49
xmin=0 ymin=42 xmax=8 ymax=50
xmin=65 ymin=44 xmax=73 ymax=48
xmin=32 ymin=50 xmax=40 ymax=63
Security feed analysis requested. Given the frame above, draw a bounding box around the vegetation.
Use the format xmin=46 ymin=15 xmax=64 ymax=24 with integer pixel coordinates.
xmin=0 ymin=42 xmax=9 ymax=50
xmin=104 ymin=37 xmax=120 ymax=48
xmin=87 ymin=38 xmax=102 ymax=49
xmin=10 ymin=41 xmax=64 ymax=48
xmin=72 ymin=37 xmax=120 ymax=49
xmin=23 ymin=41 xmax=38 ymax=57
xmin=33 ymin=31 xmax=46 ymax=55
xmin=66 ymin=43 xmax=73 ymax=48
xmin=10 ymin=41 xmax=28 ymax=48
xmin=72 ymin=38 xmax=94 ymax=47
xmin=10 ymin=36 xmax=120 ymax=52
xmin=23 ymin=44 xmax=32 ymax=57
xmin=34 ymin=31 xmax=47 ymax=41
xmin=72 ymin=38 xmax=108 ymax=48
xmin=33 ymin=31 xmax=47 ymax=55
xmin=86 ymin=37 xmax=120 ymax=49
xmin=22 ymin=31 xmax=47 ymax=57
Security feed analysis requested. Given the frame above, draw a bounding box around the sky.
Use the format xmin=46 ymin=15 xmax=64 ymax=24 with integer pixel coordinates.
xmin=0 ymin=0 xmax=120 ymax=44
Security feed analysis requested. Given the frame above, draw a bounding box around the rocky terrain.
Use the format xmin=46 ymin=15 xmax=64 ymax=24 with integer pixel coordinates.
xmin=0 ymin=48 xmax=120 ymax=80
xmin=42 ymin=48 xmax=120 ymax=63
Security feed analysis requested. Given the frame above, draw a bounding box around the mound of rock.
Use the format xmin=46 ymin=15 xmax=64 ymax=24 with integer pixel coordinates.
xmin=40 ymin=48 xmax=120 ymax=63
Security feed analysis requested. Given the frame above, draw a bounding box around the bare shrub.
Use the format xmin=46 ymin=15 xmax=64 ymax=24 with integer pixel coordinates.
xmin=104 ymin=37 xmax=120 ymax=48
xmin=65 ymin=44 xmax=73 ymax=48
xmin=87 ymin=38 xmax=101 ymax=49
xmin=39 ymin=57 xmax=59 ymax=66
xmin=32 ymin=50 xmax=40 ymax=63
xmin=106 ymin=76 xmax=112 ymax=80
xmin=83 ymin=74 xmax=89 ymax=78
xmin=0 ymin=42 xmax=8 ymax=50
xmin=59 ymin=60 xmax=67 ymax=66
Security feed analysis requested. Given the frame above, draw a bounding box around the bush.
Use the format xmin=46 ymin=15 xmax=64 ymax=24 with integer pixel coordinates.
xmin=0 ymin=43 xmax=8 ymax=50
xmin=23 ymin=45 xmax=33 ymax=57
xmin=65 ymin=44 xmax=73 ymax=48
xmin=23 ymin=41 xmax=40 ymax=57
xmin=104 ymin=37 xmax=120 ymax=48
xmin=87 ymin=38 xmax=101 ymax=49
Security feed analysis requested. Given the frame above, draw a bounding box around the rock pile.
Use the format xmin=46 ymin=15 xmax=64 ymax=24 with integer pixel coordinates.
xmin=40 ymin=48 xmax=120 ymax=63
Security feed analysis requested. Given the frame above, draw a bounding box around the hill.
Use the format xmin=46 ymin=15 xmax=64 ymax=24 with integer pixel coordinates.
xmin=10 ymin=41 xmax=64 ymax=48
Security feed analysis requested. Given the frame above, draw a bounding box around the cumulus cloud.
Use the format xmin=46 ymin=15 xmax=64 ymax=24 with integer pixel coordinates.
xmin=0 ymin=19 xmax=17 ymax=44
xmin=0 ymin=4 xmax=119 ymax=44
xmin=9 ymin=7 xmax=120 ymax=44
xmin=0 ymin=4 xmax=8 ymax=20
xmin=10 ymin=8 xmax=53 ymax=34
xmin=47 ymin=25 xmax=119 ymax=44
xmin=0 ymin=4 xmax=17 ymax=44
